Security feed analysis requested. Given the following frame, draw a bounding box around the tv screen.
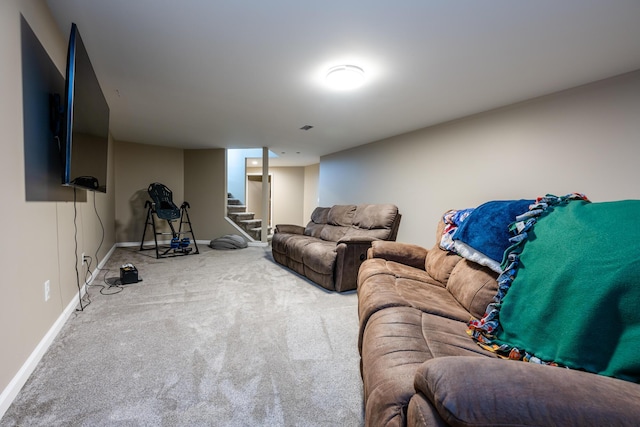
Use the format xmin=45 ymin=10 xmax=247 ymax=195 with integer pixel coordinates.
xmin=63 ymin=23 xmax=109 ymax=193
xmin=21 ymin=15 xmax=77 ymax=202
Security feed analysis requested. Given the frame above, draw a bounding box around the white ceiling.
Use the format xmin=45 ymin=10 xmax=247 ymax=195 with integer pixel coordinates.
xmin=46 ymin=0 xmax=640 ymax=166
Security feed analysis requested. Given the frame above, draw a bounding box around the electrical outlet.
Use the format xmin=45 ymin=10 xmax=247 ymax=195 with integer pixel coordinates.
xmin=82 ymin=253 xmax=88 ymax=264
xmin=44 ymin=280 xmax=50 ymax=302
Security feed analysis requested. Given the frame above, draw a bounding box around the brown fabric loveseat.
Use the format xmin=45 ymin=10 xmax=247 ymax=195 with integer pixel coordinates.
xmin=357 ymin=218 xmax=640 ymax=426
xmin=272 ymin=204 xmax=400 ymax=292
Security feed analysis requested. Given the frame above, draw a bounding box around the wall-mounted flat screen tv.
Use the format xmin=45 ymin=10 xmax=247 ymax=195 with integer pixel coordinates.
xmin=62 ymin=23 xmax=109 ymax=193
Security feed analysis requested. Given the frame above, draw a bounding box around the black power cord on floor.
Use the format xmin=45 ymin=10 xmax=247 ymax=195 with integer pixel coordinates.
xmin=73 ymin=188 xmax=90 ymax=311
xmin=74 ymin=188 xmax=128 ymax=309
xmin=92 ymin=189 xmax=105 ymax=271
xmin=84 ymin=257 xmax=123 ymax=295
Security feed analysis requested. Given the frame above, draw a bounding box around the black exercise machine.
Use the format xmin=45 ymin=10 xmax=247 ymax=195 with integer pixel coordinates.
xmin=139 ymin=182 xmax=199 ymax=258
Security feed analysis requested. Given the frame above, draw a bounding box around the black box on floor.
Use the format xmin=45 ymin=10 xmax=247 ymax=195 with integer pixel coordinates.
xmin=120 ymin=264 xmax=140 ymax=285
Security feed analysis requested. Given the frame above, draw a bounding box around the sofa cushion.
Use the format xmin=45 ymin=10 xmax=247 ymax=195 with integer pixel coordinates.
xmin=304 ymin=207 xmax=331 ymax=238
xmin=414 ymin=356 xmax=640 ymax=427
xmin=286 ymin=257 xmax=306 ymax=276
xmin=270 ymin=232 xmax=288 ymax=254
xmin=284 ymin=235 xmax=317 ymax=263
xmin=425 ymin=219 xmax=463 ymax=284
xmin=357 ymin=262 xmax=470 ymax=325
xmin=361 ymin=308 xmax=431 ymax=427
xmin=302 ymin=241 xmax=337 ymax=275
xmin=357 ymin=260 xmax=474 ymax=352
xmin=341 ymin=226 xmax=393 ymax=241
xmin=327 ymin=204 xmax=356 ymax=226
xmin=361 ymin=308 xmax=495 ymax=427
xmin=300 ymin=240 xmax=339 ymax=290
xmin=271 ymin=233 xmax=308 ymax=276
xmin=446 ymin=259 xmax=498 ymax=319
xmin=358 ymin=258 xmax=438 ymax=288
xmin=303 ymin=222 xmax=325 ymax=238
xmin=319 ymin=224 xmax=350 ymax=242
xmin=272 ymin=233 xmax=304 ymax=259
xmin=381 ymin=277 xmax=471 ymax=322
xmin=353 ymin=203 xmax=398 ymax=229
xmin=407 ymin=394 xmax=447 ymax=427
xmin=310 ymin=206 xmax=331 ymax=224
xmin=424 ymin=246 xmax=462 ymax=286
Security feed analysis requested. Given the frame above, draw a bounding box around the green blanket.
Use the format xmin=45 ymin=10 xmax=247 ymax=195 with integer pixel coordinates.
xmin=470 ymin=196 xmax=640 ymax=382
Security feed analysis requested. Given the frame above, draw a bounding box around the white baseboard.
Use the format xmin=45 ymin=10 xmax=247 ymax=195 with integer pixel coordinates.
xmin=0 ymin=243 xmax=116 ymax=419
xmin=121 ymin=239 xmax=268 ymax=249
xmin=118 ymin=240 xmax=163 ymax=247
xmin=118 ymin=240 xmax=209 ymax=248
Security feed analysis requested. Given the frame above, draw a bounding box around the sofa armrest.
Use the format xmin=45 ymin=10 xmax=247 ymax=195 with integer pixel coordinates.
xmin=414 ymin=356 xmax=640 ymax=427
xmin=367 ymin=241 xmax=428 ymax=271
xmin=334 ymin=241 xmax=376 ymax=292
xmin=274 ymin=224 xmax=305 ymax=235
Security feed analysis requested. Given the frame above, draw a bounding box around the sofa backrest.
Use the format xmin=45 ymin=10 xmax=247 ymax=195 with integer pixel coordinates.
xmin=446 ymin=260 xmax=499 ymax=319
xmin=328 ymin=204 xmax=357 ymax=225
xmin=425 ymin=218 xmax=499 ymax=319
xmin=342 ymin=204 xmax=400 ymax=241
xmin=304 ymin=204 xmax=400 ymax=242
xmin=425 ymin=219 xmax=462 ymax=284
xmin=304 ymin=206 xmax=331 ymax=238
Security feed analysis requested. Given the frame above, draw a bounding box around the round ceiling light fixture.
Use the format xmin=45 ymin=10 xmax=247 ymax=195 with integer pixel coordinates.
xmin=325 ymin=65 xmax=365 ymax=90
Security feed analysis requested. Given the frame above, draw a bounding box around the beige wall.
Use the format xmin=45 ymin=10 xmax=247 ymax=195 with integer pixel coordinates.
xmin=304 ymin=164 xmax=320 ymax=220
xmin=320 ymin=70 xmax=640 ymax=248
xmin=247 ymin=166 xmax=307 ymax=226
xmin=113 ymin=143 xmax=239 ymax=243
xmin=0 ymin=0 xmax=116 ymax=407
xmin=113 ymin=140 xmax=184 ymax=243
xmin=184 ymin=148 xmax=238 ymax=240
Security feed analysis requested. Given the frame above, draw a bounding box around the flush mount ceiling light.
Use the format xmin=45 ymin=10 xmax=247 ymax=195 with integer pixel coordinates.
xmin=325 ymin=65 xmax=365 ymax=90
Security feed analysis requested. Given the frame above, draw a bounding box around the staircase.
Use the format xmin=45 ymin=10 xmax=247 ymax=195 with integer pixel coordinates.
xmin=227 ymin=193 xmax=272 ymax=241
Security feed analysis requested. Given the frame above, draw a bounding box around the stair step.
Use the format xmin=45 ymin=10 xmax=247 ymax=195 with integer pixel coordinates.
xmin=228 ymin=212 xmax=255 ymax=221
xmin=227 ymin=204 xmax=247 ymax=213
xmin=249 ymin=226 xmax=273 ymax=232
xmin=225 ymin=197 xmax=272 ymax=241
xmin=249 ymin=227 xmax=273 ymax=241
xmin=240 ymin=219 xmax=263 ymax=229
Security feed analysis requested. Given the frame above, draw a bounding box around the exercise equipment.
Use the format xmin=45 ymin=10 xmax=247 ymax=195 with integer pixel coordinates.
xmin=139 ymin=182 xmax=199 ymax=258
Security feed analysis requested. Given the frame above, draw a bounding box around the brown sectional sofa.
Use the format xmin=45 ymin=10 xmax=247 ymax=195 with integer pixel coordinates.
xmin=357 ymin=219 xmax=640 ymax=426
xmin=272 ymin=204 xmax=400 ymax=292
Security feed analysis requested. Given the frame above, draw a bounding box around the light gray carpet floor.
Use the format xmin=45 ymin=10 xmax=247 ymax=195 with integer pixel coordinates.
xmin=1 ymin=246 xmax=364 ymax=426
